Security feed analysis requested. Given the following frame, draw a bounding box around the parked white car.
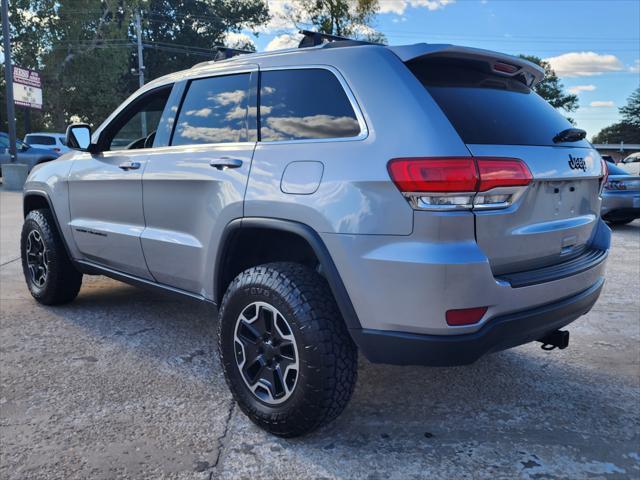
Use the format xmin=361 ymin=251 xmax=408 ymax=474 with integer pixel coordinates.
xmin=23 ymin=133 xmax=70 ymax=154
xmin=619 ymin=152 xmax=640 ymax=175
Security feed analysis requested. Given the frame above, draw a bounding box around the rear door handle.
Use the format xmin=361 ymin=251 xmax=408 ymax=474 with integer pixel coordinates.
xmin=209 ymin=158 xmax=243 ymax=170
xmin=118 ymin=161 xmax=141 ymax=170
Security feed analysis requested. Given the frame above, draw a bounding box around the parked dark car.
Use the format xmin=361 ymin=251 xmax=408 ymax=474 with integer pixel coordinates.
xmin=601 ymin=161 xmax=640 ymax=225
xmin=0 ymin=132 xmax=60 ymax=175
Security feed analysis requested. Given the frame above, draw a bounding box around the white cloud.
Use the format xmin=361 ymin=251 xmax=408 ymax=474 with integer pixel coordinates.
xmin=224 ymin=32 xmax=256 ymax=50
xmin=544 ymin=52 xmax=624 ymax=77
xmin=589 ymin=101 xmax=615 ymax=108
xmin=630 ymin=60 xmax=640 ymax=73
xmin=378 ymin=0 xmax=455 ymax=15
xmin=265 ymin=33 xmax=302 ymax=51
xmin=568 ymin=84 xmax=596 ymax=94
xmin=185 ymin=108 xmax=213 ymax=118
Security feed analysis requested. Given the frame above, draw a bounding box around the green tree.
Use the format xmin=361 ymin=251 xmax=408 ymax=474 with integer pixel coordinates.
xmin=592 ymin=88 xmax=640 ymax=143
xmin=137 ymin=0 xmax=269 ymax=86
xmin=619 ymin=87 xmax=640 ymax=127
xmin=519 ymin=55 xmax=579 ymax=114
xmin=291 ymin=0 xmax=386 ymax=43
xmin=591 ymin=122 xmax=640 ymax=144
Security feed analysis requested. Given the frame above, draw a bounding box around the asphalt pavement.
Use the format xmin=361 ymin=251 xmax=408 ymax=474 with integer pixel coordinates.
xmin=1 ymin=189 xmax=639 ymax=479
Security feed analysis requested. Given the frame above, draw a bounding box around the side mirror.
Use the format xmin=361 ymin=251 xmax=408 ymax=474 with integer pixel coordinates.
xmin=66 ymin=123 xmax=94 ymax=152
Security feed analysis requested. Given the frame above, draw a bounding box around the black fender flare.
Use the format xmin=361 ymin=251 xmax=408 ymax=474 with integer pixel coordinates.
xmin=23 ymin=190 xmax=76 ymax=262
xmin=214 ymin=217 xmax=362 ymax=330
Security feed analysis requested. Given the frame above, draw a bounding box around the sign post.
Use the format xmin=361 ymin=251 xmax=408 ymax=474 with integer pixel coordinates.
xmin=1 ymin=0 xmax=17 ymax=163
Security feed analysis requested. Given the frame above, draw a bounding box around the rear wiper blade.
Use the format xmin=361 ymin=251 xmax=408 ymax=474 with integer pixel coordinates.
xmin=553 ymin=128 xmax=586 ymax=143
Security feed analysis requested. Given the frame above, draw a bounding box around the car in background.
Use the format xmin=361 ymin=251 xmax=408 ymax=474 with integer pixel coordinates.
xmin=601 ymin=161 xmax=640 ymax=225
xmin=23 ymin=132 xmax=70 ymax=154
xmin=619 ymin=152 xmax=640 ymax=175
xmin=0 ymin=132 xmax=60 ymax=175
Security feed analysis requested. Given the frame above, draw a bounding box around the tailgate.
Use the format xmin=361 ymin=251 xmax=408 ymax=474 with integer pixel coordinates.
xmin=469 ymin=144 xmax=602 ymax=274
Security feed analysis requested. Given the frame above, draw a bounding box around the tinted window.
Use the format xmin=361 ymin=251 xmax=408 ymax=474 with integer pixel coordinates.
xmin=259 ymin=69 xmax=360 ymax=142
xmin=409 ymin=58 xmax=589 ymax=147
xmin=25 ymin=135 xmax=56 ymax=145
xmin=172 ymin=74 xmax=250 ymax=145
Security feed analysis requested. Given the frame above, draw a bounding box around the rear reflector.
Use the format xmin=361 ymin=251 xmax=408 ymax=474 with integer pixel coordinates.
xmin=446 ymin=307 xmax=488 ymax=326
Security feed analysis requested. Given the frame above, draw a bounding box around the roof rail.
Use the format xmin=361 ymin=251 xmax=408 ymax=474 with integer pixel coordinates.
xmin=298 ymin=29 xmax=378 ymax=48
xmin=213 ymin=46 xmax=253 ymax=61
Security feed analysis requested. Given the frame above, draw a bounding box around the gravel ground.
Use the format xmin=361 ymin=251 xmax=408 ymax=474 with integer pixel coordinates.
xmin=1 ymin=189 xmax=639 ymax=479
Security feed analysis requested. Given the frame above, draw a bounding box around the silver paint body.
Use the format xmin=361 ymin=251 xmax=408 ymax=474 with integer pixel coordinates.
xmin=23 ymin=43 xmax=609 ymax=336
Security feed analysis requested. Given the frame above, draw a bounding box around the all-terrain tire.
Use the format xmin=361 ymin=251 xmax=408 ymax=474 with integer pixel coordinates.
xmin=21 ymin=209 xmax=83 ymax=305
xmin=218 ymin=262 xmax=358 ymax=437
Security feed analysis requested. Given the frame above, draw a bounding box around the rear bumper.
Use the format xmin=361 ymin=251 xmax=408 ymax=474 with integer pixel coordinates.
xmin=351 ymin=277 xmax=604 ymax=366
xmin=601 ymin=190 xmax=640 ymax=219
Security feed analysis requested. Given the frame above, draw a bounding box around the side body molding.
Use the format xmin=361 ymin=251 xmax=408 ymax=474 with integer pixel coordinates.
xmin=214 ymin=217 xmax=362 ymax=331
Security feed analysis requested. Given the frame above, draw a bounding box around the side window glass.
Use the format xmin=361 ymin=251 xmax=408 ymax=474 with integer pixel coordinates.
xmin=109 ymin=88 xmax=171 ymax=150
xmin=259 ymin=69 xmax=361 ymax=142
xmin=171 ymin=73 xmax=250 ymax=145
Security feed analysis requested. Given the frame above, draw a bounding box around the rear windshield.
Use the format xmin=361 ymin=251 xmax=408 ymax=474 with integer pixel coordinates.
xmin=25 ymin=135 xmax=56 ymax=145
xmin=408 ymin=58 xmax=589 ymax=147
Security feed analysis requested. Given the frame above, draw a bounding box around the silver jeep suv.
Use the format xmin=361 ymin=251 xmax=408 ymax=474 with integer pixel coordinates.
xmin=20 ymin=35 xmax=610 ymax=437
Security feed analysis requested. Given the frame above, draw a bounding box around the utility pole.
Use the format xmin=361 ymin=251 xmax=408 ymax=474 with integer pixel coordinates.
xmin=134 ymin=11 xmax=147 ymax=136
xmin=135 ymin=11 xmax=145 ymax=88
xmin=2 ymin=0 xmax=17 ymax=162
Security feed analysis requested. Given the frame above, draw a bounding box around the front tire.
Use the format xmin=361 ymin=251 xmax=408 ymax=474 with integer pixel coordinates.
xmin=21 ymin=209 xmax=83 ymax=305
xmin=218 ymin=262 xmax=357 ymax=437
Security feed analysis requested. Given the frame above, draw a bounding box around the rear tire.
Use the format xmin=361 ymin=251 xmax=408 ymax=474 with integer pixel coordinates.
xmin=218 ymin=262 xmax=357 ymax=437
xmin=606 ymin=217 xmax=635 ymax=226
xmin=21 ymin=209 xmax=83 ymax=305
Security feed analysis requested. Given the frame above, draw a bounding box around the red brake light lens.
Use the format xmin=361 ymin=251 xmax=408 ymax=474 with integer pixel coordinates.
xmin=600 ymin=158 xmax=608 ymax=193
xmin=387 ymin=158 xmax=478 ymax=192
xmin=493 ymin=62 xmax=519 ymax=74
xmin=388 ymin=157 xmax=532 ymax=193
xmin=477 ymin=158 xmax=532 ymax=191
xmin=446 ymin=307 xmax=488 ymax=326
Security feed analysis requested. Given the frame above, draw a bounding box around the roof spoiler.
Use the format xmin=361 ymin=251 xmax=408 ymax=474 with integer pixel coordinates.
xmin=389 ymin=44 xmax=545 ymax=87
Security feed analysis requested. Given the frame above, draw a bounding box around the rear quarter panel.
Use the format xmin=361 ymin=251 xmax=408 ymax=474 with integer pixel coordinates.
xmin=244 ymin=47 xmax=470 ymax=235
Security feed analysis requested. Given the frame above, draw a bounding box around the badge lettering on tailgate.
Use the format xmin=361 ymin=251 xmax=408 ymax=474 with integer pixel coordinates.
xmin=568 ymin=154 xmax=587 ymax=172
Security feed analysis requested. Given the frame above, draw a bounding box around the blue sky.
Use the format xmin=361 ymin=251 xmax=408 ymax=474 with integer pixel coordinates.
xmin=247 ymin=0 xmax=640 ymax=139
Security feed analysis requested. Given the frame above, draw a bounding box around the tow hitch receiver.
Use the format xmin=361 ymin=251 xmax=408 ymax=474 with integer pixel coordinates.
xmin=538 ymin=330 xmax=570 ymax=351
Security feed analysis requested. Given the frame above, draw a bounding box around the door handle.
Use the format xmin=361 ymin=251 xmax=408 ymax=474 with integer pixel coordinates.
xmin=209 ymin=158 xmax=243 ymax=170
xmin=119 ymin=161 xmax=141 ymax=170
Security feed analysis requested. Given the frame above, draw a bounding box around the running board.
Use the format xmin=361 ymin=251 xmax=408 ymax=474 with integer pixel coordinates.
xmin=75 ymin=260 xmax=216 ymax=306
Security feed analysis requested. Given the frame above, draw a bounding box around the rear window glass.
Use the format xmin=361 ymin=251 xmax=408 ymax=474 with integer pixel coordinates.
xmin=606 ymin=162 xmax=628 ymax=175
xmin=408 ymin=58 xmax=589 ymax=147
xmin=259 ymin=69 xmax=361 ymax=142
xmin=25 ymin=135 xmax=56 ymax=145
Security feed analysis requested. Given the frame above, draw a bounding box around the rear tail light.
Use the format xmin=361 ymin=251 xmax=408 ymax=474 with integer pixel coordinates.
xmin=446 ymin=306 xmax=488 ymax=326
xmin=599 ymin=158 xmax=608 ymax=194
xmin=388 ymin=157 xmax=532 ymax=210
